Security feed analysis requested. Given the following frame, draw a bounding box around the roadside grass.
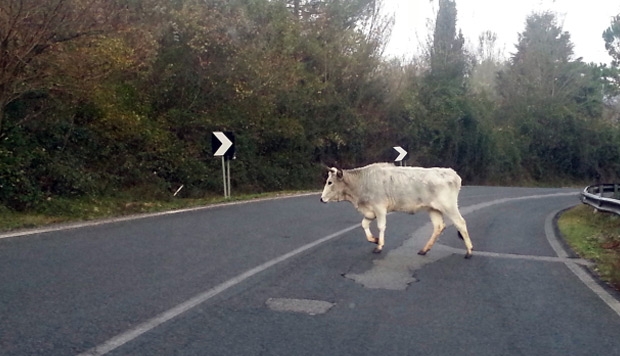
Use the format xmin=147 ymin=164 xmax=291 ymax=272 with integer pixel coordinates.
xmin=0 ymin=191 xmax=311 ymax=233
xmin=558 ymin=204 xmax=620 ymax=291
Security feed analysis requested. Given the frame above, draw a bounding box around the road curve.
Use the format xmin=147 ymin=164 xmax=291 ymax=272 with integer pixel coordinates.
xmin=1 ymin=187 xmax=619 ymax=356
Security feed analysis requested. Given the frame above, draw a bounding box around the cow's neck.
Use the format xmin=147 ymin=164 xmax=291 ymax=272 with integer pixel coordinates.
xmin=342 ymin=171 xmax=362 ymax=208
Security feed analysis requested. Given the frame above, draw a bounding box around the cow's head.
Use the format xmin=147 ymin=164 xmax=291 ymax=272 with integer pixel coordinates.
xmin=320 ymin=167 xmax=346 ymax=203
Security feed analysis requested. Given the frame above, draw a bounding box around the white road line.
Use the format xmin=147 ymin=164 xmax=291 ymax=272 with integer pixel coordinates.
xmin=462 ymin=195 xmax=620 ymax=318
xmin=70 ymin=189 xmax=618 ymax=355
xmin=544 ymin=208 xmax=620 ymax=318
xmin=347 ymin=192 xmax=586 ymax=290
xmin=0 ymin=193 xmax=318 ymax=240
xmin=77 ymin=224 xmax=359 ymax=356
xmin=437 ymin=245 xmax=593 ymax=266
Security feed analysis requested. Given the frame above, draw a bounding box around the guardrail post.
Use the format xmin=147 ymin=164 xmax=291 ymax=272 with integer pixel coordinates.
xmin=615 ymin=183 xmax=619 ymax=200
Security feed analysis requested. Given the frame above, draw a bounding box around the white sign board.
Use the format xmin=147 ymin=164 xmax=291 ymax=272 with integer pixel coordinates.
xmin=393 ymin=146 xmax=407 ymax=162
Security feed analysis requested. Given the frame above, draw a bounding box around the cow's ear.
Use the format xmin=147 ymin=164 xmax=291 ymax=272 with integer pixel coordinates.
xmin=327 ymin=167 xmax=343 ymax=179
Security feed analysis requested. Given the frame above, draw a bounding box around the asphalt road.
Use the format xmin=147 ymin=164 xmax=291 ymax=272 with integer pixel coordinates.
xmin=1 ymin=186 xmax=620 ymax=355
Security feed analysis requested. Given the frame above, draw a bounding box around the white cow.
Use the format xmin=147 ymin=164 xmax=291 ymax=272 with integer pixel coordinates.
xmin=320 ymin=163 xmax=473 ymax=258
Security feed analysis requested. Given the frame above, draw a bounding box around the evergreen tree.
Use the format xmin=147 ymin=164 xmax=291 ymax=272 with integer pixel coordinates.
xmin=497 ymin=12 xmax=606 ymax=180
xmin=409 ymin=0 xmax=491 ymax=182
xmin=603 ymin=14 xmax=620 ymax=67
xmin=428 ymin=0 xmax=468 ymax=90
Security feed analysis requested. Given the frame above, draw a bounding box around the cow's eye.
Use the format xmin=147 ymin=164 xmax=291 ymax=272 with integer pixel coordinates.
xmin=328 ymin=181 xmax=333 ymax=185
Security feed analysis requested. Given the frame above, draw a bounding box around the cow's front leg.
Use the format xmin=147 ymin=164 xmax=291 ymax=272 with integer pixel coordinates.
xmin=373 ymin=210 xmax=387 ymax=254
xmin=362 ymin=217 xmax=378 ymax=244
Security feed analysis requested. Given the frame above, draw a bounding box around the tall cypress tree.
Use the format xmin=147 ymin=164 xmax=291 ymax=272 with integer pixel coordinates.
xmin=429 ymin=0 xmax=468 ymax=90
xmin=409 ymin=0 xmax=489 ymax=181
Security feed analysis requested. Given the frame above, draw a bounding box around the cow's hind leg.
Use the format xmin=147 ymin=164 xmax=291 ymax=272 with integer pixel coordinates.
xmin=418 ymin=210 xmax=445 ymax=256
xmin=373 ymin=209 xmax=387 ymax=254
xmin=446 ymin=207 xmax=473 ymax=259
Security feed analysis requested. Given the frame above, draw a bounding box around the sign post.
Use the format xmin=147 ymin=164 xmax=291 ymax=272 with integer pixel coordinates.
xmin=393 ymin=146 xmax=407 ymax=166
xmin=220 ymin=156 xmax=228 ymax=198
xmin=227 ymin=156 xmax=231 ymax=197
xmin=212 ymin=131 xmax=235 ymax=198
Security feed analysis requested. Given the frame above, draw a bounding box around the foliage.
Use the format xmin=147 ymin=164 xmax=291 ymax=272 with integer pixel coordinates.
xmin=603 ymin=14 xmax=620 ymax=67
xmin=428 ymin=0 xmax=469 ymax=89
xmin=0 ymin=1 xmax=620 ymax=212
xmin=402 ymin=0 xmax=492 ymax=183
xmin=496 ymin=11 xmax=617 ymax=182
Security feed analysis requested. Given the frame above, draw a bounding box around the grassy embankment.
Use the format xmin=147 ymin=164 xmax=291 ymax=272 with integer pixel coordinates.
xmin=558 ymin=204 xmax=620 ymax=291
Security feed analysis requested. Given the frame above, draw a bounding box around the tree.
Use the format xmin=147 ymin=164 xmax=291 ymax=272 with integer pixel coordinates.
xmin=0 ymin=0 xmax=172 ymax=209
xmin=603 ymin=14 xmax=620 ymax=67
xmin=0 ymin=0 xmax=139 ymax=136
xmin=408 ymin=0 xmax=493 ymax=182
xmin=497 ymin=12 xmax=578 ymax=113
xmin=602 ymin=14 xmax=620 ymax=123
xmin=477 ymin=30 xmax=503 ymax=63
xmin=427 ymin=0 xmax=468 ymax=88
xmin=275 ymin=0 xmax=392 ymax=166
xmin=470 ymin=31 xmax=505 ymax=97
xmin=509 ymin=12 xmax=575 ymax=98
xmin=496 ymin=11 xmax=606 ymax=180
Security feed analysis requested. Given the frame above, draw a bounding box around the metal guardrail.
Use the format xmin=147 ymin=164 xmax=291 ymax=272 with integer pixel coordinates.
xmin=581 ymin=183 xmax=620 ymax=215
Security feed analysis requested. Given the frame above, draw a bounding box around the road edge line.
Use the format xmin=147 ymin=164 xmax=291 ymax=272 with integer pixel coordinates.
xmin=545 ymin=207 xmax=620 ymax=318
xmin=0 ymin=192 xmax=318 ymax=240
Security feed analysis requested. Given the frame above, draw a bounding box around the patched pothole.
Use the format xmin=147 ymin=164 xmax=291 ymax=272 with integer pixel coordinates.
xmin=266 ymin=298 xmax=335 ymax=315
xmin=344 ymin=222 xmax=453 ymax=290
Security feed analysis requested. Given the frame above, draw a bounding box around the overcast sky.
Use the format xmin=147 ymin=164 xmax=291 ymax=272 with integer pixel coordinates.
xmin=382 ymin=0 xmax=620 ymax=64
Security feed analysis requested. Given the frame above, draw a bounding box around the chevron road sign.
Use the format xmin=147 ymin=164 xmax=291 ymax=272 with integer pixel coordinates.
xmin=393 ymin=146 xmax=407 ymax=162
xmin=212 ymin=131 xmax=235 ymax=159
xmin=212 ymin=131 xmax=235 ymax=198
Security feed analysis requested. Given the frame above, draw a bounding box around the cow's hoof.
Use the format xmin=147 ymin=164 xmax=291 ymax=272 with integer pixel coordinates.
xmin=464 ymin=253 xmax=473 ymax=259
xmin=417 ymin=250 xmax=427 ymax=256
xmin=368 ymin=237 xmax=379 ymax=244
xmin=372 ymin=247 xmax=382 ymax=254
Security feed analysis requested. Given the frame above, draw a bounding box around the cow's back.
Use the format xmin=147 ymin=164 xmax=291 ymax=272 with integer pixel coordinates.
xmin=358 ymin=164 xmax=460 ymax=189
xmin=354 ymin=164 xmax=461 ymax=213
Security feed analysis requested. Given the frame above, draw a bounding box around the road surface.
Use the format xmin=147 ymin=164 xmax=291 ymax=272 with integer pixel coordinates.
xmin=1 ymin=186 xmax=619 ymax=355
